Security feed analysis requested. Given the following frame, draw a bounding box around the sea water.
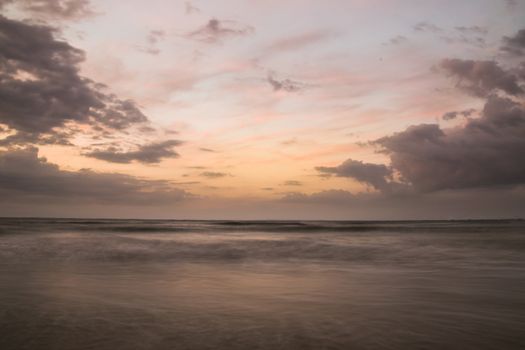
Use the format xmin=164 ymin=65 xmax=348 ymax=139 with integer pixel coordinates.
xmin=1 ymin=219 xmax=524 ymax=349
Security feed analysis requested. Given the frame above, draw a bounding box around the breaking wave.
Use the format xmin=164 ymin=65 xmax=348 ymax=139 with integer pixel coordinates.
xmin=1 ymin=218 xmax=523 ymax=265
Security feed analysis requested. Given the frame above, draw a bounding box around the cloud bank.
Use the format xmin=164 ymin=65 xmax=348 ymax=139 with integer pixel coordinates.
xmin=0 ymin=147 xmax=191 ymax=204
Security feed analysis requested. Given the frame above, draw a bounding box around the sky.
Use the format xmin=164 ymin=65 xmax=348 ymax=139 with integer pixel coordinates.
xmin=0 ymin=0 xmax=524 ymax=219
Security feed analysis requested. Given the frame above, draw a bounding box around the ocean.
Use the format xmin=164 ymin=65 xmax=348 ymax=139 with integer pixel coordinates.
xmin=1 ymin=218 xmax=524 ymax=349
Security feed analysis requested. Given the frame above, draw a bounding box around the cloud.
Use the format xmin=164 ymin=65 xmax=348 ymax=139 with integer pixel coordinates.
xmin=186 ymin=18 xmax=254 ymax=44
xmin=281 ymin=138 xmax=297 ymax=146
xmin=199 ymin=147 xmax=217 ymax=153
xmin=0 ymin=147 xmax=191 ymax=204
xmin=375 ymin=95 xmax=525 ymax=192
xmin=84 ymin=140 xmax=183 ymax=164
xmin=501 ymin=29 xmax=525 ymax=56
xmin=200 ymin=171 xmax=230 ymax=178
xmin=504 ymin=0 xmax=518 ymax=10
xmin=184 ymin=1 xmax=200 ymax=14
xmin=414 ymin=23 xmax=487 ymax=48
xmin=2 ymin=146 xmax=521 ymax=220
xmin=316 ymin=159 xmax=393 ymax=192
xmin=439 ymin=35 xmax=486 ymax=48
xmin=278 ymin=187 xmax=525 ymax=220
xmin=439 ymin=58 xmax=523 ymax=97
xmin=137 ymin=29 xmax=165 ymax=55
xmin=0 ymin=128 xmax=78 ymax=146
xmin=0 ymin=15 xmax=148 ymax=145
xmin=517 ymin=62 xmax=525 ymax=80
xmin=413 ymin=23 xmax=487 ymax=48
xmin=267 ymin=72 xmax=306 ymax=92
xmin=413 ymin=22 xmax=442 ymax=33
xmin=172 ymin=181 xmax=200 ymax=185
xmin=454 ymin=26 xmax=488 ymax=35
xmin=384 ymin=35 xmax=408 ymax=45
xmin=0 ymin=0 xmax=95 ymax=20
xmin=318 ymin=29 xmax=525 ymax=197
xmin=442 ymin=108 xmax=476 ymax=120
xmin=281 ymin=189 xmax=356 ymax=204
xmin=265 ymin=30 xmax=332 ymax=53
xmin=147 ymin=30 xmax=165 ymax=45
xmin=187 ymin=166 xmax=206 ymax=169
xmin=282 ymin=180 xmax=302 ymax=186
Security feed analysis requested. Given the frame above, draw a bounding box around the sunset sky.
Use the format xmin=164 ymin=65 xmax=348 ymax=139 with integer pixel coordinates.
xmin=0 ymin=0 xmax=524 ymax=219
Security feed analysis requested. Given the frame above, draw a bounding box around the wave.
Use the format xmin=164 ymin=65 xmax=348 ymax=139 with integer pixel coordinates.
xmin=0 ymin=218 xmax=523 ymax=235
xmin=0 ymin=218 xmax=523 ymax=265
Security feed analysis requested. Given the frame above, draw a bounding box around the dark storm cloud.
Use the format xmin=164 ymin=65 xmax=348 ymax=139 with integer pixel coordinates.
xmin=84 ymin=140 xmax=183 ymax=164
xmin=439 ymin=58 xmax=523 ymax=97
xmin=501 ymin=29 xmax=525 ymax=56
xmin=375 ymin=95 xmax=525 ymax=192
xmin=187 ymin=18 xmax=254 ymax=44
xmin=0 ymin=147 xmax=191 ymax=204
xmin=442 ymin=108 xmax=476 ymax=120
xmin=267 ymin=73 xmax=306 ymax=92
xmin=200 ymin=171 xmax=230 ymax=178
xmin=0 ymin=0 xmax=95 ymax=20
xmin=0 ymin=15 xmax=148 ymax=145
xmin=316 ymin=159 xmax=393 ymax=192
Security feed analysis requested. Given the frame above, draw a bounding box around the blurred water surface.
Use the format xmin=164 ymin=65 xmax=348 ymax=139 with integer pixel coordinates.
xmin=1 ymin=218 xmax=524 ymax=349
